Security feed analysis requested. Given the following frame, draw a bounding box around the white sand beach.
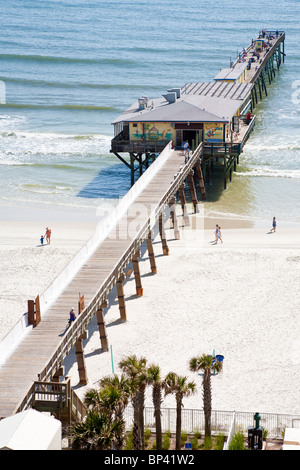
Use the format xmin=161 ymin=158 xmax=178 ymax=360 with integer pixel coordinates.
xmin=1 ymin=205 xmax=300 ymax=416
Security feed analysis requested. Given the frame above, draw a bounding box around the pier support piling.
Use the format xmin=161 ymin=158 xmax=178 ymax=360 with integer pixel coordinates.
xmin=75 ymin=331 xmax=88 ymax=385
xmin=132 ymin=251 xmax=143 ymax=296
xmin=168 ymin=196 xmax=180 ymax=240
xmin=96 ymin=301 xmax=109 ymax=351
xmin=159 ymin=212 xmax=169 ymax=255
xmin=178 ymin=184 xmax=190 ymax=226
xmin=116 ymin=273 xmax=127 ymax=321
xmin=187 ymin=171 xmax=199 ymax=213
xmin=146 ymin=230 xmax=157 ymax=273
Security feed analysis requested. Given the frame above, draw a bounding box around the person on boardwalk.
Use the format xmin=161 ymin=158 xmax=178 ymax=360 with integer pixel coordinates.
xmin=68 ymin=308 xmax=76 ymax=328
xmin=183 ymin=140 xmax=190 ymax=163
xmin=270 ymin=217 xmax=277 ymax=232
xmin=45 ymin=227 xmax=52 ymax=244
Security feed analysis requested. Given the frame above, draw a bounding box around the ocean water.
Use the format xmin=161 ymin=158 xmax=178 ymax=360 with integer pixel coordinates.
xmin=0 ymin=0 xmax=299 ymax=223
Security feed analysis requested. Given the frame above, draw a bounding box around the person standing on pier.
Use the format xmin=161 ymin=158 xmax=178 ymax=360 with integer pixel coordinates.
xmin=184 ymin=140 xmax=190 ymax=163
xmin=68 ymin=308 xmax=76 ymax=328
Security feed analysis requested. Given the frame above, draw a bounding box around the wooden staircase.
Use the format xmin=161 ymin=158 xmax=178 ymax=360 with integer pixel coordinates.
xmin=32 ymin=377 xmax=86 ymax=440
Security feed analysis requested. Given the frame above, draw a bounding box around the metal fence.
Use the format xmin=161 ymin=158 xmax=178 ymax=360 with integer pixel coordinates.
xmin=124 ymin=406 xmax=300 ymax=439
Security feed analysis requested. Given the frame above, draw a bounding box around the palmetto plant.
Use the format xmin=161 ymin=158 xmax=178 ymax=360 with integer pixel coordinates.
xmin=119 ymin=355 xmax=149 ymax=450
xmin=189 ymin=354 xmax=222 ymax=438
xmin=83 ymin=374 xmax=131 ymax=449
xmin=71 ymin=410 xmax=124 ymax=450
xmin=163 ymin=372 xmax=196 ymax=450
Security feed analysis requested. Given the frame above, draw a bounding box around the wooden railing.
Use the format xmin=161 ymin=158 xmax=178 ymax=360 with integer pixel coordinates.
xmin=16 ymin=377 xmax=86 ymax=422
xmin=111 ymin=137 xmax=171 ymax=154
xmin=250 ymin=32 xmax=285 ymax=84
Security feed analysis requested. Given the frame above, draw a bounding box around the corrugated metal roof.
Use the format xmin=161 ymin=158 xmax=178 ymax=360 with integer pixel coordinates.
xmin=112 ymin=81 xmax=252 ymax=125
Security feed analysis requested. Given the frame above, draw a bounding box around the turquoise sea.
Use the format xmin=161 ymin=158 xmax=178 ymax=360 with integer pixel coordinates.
xmin=0 ymin=0 xmax=299 ymax=223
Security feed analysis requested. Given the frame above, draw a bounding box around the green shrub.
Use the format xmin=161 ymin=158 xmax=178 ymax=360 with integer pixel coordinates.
xmin=162 ymin=430 xmax=171 ymax=450
xmin=124 ymin=429 xmax=134 ymax=450
xmin=191 ymin=436 xmax=199 ymax=450
xmin=203 ymin=436 xmax=212 ymax=450
xmin=181 ymin=431 xmax=188 ymax=446
xmin=228 ymin=430 xmax=245 ymax=450
xmin=214 ymin=433 xmax=225 ymax=450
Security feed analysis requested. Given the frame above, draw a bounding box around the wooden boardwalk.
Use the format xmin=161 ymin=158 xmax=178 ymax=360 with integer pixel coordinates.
xmin=0 ymin=146 xmax=203 ymax=419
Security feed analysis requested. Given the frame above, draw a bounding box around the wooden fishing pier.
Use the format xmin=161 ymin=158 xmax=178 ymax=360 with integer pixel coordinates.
xmin=0 ymin=30 xmax=285 ymax=425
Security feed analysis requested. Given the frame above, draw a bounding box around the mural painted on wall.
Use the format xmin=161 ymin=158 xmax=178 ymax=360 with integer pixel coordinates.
xmin=204 ymin=122 xmax=224 ymax=142
xmin=130 ymin=122 xmax=174 ymax=141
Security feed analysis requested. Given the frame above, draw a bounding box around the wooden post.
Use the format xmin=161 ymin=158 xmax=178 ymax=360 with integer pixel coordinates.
xmin=168 ymin=197 xmax=180 ymax=240
xmin=159 ymin=212 xmax=169 ymax=255
xmin=146 ymin=230 xmax=157 ymax=273
xmin=116 ymin=273 xmax=127 ymax=321
xmin=28 ymin=296 xmax=41 ymax=328
xmin=132 ymin=250 xmax=143 ymax=296
xmin=178 ymin=184 xmax=190 ymax=226
xmin=28 ymin=299 xmax=35 ymax=326
xmin=52 ymin=366 xmax=65 ymax=392
xmin=78 ymin=294 xmax=84 ymax=315
xmin=187 ymin=171 xmax=199 ymax=213
xmin=194 ymin=160 xmax=206 ymax=200
xmin=96 ymin=301 xmax=109 ymax=351
xmin=75 ymin=332 xmax=88 ymax=385
xmin=130 ymin=153 xmax=135 ymax=186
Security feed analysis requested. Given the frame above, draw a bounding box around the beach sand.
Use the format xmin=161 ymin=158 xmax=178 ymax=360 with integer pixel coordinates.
xmin=0 ymin=204 xmax=98 ymax=340
xmin=1 ymin=205 xmax=300 ymax=415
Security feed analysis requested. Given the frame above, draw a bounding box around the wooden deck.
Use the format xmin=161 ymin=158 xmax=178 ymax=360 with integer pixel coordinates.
xmin=0 ymin=145 xmax=203 ymax=419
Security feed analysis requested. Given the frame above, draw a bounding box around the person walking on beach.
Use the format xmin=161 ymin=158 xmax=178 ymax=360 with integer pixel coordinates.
xmin=45 ymin=227 xmax=52 ymax=244
xmin=270 ymin=217 xmax=277 ymax=232
xmin=40 ymin=234 xmax=44 ymax=245
xmin=217 ymin=226 xmax=223 ymax=243
xmin=215 ymin=225 xmax=219 ymax=243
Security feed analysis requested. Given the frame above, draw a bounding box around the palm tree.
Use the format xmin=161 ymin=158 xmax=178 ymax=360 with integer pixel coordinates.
xmin=119 ymin=355 xmax=149 ymax=450
xmin=71 ymin=410 xmax=124 ymax=450
xmin=163 ymin=372 xmax=196 ymax=450
xmin=189 ymin=354 xmax=222 ymax=438
xmin=98 ymin=374 xmax=131 ymax=422
xmin=148 ymin=364 xmax=163 ymax=450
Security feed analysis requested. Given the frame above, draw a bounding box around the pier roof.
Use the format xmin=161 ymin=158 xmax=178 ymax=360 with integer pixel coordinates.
xmin=214 ymin=62 xmax=248 ymax=81
xmin=112 ymin=81 xmax=252 ymax=125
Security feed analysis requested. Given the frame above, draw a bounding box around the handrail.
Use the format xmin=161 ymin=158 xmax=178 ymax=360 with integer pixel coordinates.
xmin=250 ymin=33 xmax=285 ymax=84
